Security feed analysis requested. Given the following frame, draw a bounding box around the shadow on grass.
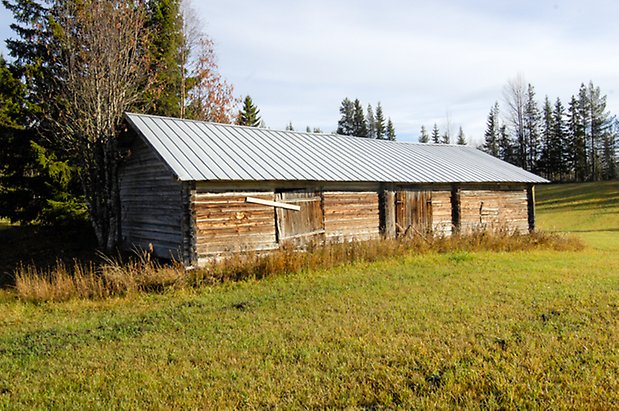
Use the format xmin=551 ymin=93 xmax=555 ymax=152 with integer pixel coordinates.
xmin=0 ymin=222 xmax=99 ymax=288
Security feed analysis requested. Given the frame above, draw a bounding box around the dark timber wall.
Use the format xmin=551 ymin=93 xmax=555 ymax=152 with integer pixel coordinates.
xmin=119 ymin=138 xmax=185 ymax=260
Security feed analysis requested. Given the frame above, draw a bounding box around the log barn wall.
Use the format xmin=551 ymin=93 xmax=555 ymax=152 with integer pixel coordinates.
xmin=459 ymin=188 xmax=529 ymax=233
xmin=323 ymin=191 xmax=381 ymax=242
xmin=193 ymin=191 xmax=278 ymax=261
xmin=430 ymin=190 xmax=453 ymax=236
xmin=119 ymin=138 xmax=184 ymax=260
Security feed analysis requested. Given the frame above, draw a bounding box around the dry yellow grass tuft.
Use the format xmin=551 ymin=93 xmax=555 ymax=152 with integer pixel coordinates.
xmin=13 ymin=230 xmax=582 ymax=303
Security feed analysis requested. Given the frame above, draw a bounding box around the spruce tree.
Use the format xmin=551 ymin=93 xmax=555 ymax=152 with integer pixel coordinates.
xmin=431 ymin=123 xmax=440 ymax=144
xmin=1 ymin=1 xmax=86 ymax=225
xmin=286 ymin=122 xmax=294 ymax=131
xmin=145 ymin=0 xmax=184 ymax=117
xmin=483 ymin=103 xmax=499 ymax=156
xmin=366 ymin=104 xmax=376 ymax=139
xmin=498 ymin=125 xmax=513 ymax=163
xmin=456 ymin=127 xmax=466 ymax=145
xmin=386 ymin=118 xmax=396 ymax=141
xmin=441 ymin=131 xmax=450 ymax=144
xmin=375 ymin=102 xmax=386 ymax=139
xmin=540 ymin=96 xmax=554 ymax=179
xmin=601 ymin=118 xmax=618 ymax=180
xmin=524 ymin=84 xmax=541 ymax=172
xmin=352 ymin=98 xmax=368 ymax=137
xmin=419 ymin=125 xmax=429 ymax=143
xmin=582 ymin=81 xmax=612 ymax=181
xmin=552 ymin=98 xmax=568 ymax=181
xmin=337 ymin=98 xmax=354 ymax=135
xmin=236 ymin=95 xmax=262 ymax=127
xmin=567 ymin=94 xmax=587 ymax=181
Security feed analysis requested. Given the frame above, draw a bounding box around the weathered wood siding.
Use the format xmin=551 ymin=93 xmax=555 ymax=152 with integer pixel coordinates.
xmin=323 ymin=191 xmax=380 ymax=241
xmin=193 ymin=192 xmax=278 ymax=258
xmin=395 ymin=190 xmax=433 ymax=236
xmin=459 ymin=189 xmax=529 ymax=233
xmin=275 ymin=191 xmax=325 ymax=243
xmin=119 ymin=138 xmax=184 ymax=259
xmin=431 ymin=190 xmax=453 ymax=236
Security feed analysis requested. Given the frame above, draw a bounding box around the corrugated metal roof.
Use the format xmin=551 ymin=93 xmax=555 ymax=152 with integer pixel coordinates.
xmin=124 ymin=112 xmax=548 ymax=184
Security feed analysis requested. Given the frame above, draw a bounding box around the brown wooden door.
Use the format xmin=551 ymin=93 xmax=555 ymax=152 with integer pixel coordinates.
xmin=275 ymin=190 xmax=325 ymax=243
xmin=395 ymin=190 xmax=433 ymax=237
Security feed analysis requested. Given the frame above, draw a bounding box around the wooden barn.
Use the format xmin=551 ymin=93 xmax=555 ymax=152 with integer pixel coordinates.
xmin=120 ymin=113 xmax=547 ymax=266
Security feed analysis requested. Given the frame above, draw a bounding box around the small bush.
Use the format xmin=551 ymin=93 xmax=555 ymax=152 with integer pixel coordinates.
xmin=14 ymin=231 xmax=582 ymax=302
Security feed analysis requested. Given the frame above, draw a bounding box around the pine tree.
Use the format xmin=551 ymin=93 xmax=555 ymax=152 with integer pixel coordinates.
xmin=419 ymin=125 xmax=429 ymax=143
xmin=337 ymin=97 xmax=354 ymax=135
xmin=456 ymin=127 xmax=466 ymax=145
xmin=386 ymin=118 xmax=396 ymax=141
xmin=431 ymin=123 xmax=440 ymax=144
xmin=236 ymin=95 xmax=261 ymax=127
xmin=352 ymin=98 xmax=368 ymax=137
xmin=483 ymin=103 xmax=499 ymax=156
xmin=375 ymin=102 xmax=386 ymax=139
xmin=286 ymin=121 xmax=294 ymax=131
xmin=366 ymin=104 xmax=376 ymax=139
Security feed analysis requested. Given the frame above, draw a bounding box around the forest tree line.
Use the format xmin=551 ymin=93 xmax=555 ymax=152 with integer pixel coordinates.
xmin=482 ymin=78 xmax=617 ymax=182
xmin=337 ymin=98 xmax=396 ymax=140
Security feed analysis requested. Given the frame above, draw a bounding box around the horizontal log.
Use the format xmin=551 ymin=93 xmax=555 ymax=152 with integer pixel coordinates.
xmin=196 ymin=243 xmax=279 ymax=256
xmin=197 ymin=228 xmax=275 ymax=238
xmin=195 ymin=214 xmax=274 ymax=224
xmin=246 ymin=196 xmax=301 ymax=211
xmin=194 ymin=192 xmax=274 ymax=199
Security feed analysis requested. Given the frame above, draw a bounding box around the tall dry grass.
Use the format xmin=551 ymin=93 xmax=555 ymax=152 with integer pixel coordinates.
xmin=14 ymin=253 xmax=185 ymax=302
xmin=14 ymin=231 xmax=582 ymax=302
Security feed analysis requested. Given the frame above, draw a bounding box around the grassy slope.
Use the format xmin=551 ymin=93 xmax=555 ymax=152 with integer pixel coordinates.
xmin=0 ymin=183 xmax=618 ymax=409
xmin=536 ymin=180 xmax=619 ymax=250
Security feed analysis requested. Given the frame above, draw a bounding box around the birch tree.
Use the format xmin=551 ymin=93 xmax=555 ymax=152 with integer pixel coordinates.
xmin=51 ymin=0 xmax=150 ymax=250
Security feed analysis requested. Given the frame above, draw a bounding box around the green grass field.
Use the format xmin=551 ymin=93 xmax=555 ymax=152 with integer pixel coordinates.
xmin=0 ymin=182 xmax=617 ymax=409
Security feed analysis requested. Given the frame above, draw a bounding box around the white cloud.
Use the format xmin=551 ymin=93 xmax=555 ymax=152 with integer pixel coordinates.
xmin=192 ymin=0 xmax=619 ymax=143
xmin=2 ymin=0 xmax=618 ymax=143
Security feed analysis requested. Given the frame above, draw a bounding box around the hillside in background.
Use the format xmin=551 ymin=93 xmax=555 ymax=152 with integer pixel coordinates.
xmin=536 ymin=180 xmax=619 ymax=249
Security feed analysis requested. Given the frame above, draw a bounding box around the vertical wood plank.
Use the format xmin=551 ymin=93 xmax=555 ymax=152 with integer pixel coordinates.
xmin=451 ymin=185 xmax=461 ymax=234
xmin=384 ymin=190 xmax=396 ymax=239
xmin=527 ymin=184 xmax=536 ymax=232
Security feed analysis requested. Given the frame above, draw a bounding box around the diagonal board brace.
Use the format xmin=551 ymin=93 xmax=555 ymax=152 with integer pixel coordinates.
xmin=246 ymin=196 xmax=301 ymax=211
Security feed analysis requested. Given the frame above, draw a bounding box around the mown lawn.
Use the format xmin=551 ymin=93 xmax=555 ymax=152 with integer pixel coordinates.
xmin=0 ymin=183 xmax=618 ymax=409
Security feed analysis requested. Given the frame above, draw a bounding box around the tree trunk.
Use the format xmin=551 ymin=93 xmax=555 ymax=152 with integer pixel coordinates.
xmin=81 ymin=138 xmax=121 ymax=252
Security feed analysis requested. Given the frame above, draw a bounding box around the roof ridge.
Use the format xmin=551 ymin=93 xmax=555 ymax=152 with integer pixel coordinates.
xmin=125 ymin=112 xmax=471 ymax=147
xmin=124 ymin=111 xmax=548 ymax=184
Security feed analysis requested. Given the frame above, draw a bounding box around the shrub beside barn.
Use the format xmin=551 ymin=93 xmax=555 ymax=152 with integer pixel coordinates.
xmin=120 ymin=113 xmax=547 ymax=266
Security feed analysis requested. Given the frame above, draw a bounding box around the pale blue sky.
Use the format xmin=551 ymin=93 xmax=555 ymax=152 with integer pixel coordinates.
xmin=2 ymin=1 xmax=618 ymax=143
